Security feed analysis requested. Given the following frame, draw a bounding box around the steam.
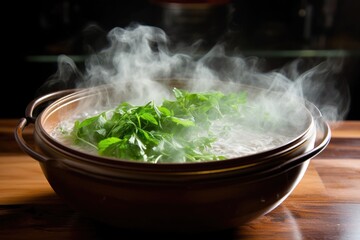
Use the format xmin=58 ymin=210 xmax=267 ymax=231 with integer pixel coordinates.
xmin=44 ymin=23 xmax=350 ymax=123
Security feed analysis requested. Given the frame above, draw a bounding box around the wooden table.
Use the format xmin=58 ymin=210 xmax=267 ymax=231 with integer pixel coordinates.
xmin=1 ymin=119 xmax=360 ymax=239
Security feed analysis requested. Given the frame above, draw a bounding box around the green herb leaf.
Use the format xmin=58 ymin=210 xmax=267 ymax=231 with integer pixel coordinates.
xmin=70 ymin=87 xmax=247 ymax=163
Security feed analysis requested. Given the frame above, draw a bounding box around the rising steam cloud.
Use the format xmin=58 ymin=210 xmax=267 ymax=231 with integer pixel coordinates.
xmin=42 ymin=23 xmax=350 ymax=122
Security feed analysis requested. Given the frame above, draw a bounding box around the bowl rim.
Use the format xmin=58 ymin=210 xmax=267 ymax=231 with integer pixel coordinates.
xmin=35 ymin=82 xmax=316 ymax=172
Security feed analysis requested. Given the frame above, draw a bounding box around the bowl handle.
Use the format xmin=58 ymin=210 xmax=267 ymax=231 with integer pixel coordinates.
xmin=14 ymin=118 xmax=51 ymax=163
xmin=15 ymin=89 xmax=79 ymax=163
xmin=25 ymin=89 xmax=78 ymax=123
xmin=271 ymin=116 xmax=331 ymax=173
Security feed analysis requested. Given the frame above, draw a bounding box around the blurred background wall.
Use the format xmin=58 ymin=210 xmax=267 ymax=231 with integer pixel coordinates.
xmin=3 ymin=0 xmax=360 ymax=119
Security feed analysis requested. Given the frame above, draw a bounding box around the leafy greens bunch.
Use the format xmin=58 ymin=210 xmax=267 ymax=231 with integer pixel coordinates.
xmin=71 ymin=88 xmax=247 ymax=163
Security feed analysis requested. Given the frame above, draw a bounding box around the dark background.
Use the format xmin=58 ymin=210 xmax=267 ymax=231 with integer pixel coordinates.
xmin=3 ymin=0 xmax=360 ymax=119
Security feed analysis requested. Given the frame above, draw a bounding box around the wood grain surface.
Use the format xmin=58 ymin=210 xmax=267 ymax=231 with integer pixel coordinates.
xmin=1 ymin=119 xmax=359 ymax=239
